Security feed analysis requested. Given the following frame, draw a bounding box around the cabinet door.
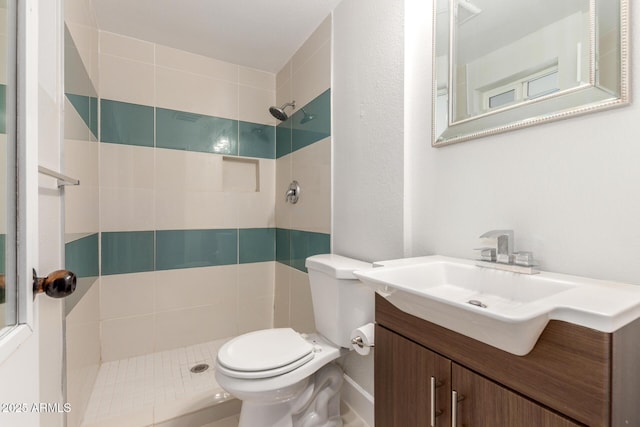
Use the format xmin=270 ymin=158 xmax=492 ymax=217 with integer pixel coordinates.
xmin=451 ymin=363 xmax=581 ymax=426
xmin=375 ymin=325 xmax=451 ymax=426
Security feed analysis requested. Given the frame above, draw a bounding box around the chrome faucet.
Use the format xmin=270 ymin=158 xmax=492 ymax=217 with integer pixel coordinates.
xmin=480 ymin=229 xmax=513 ymax=264
xmin=476 ymin=229 xmax=538 ymax=274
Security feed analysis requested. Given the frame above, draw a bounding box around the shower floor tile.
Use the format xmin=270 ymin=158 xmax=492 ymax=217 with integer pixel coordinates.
xmin=82 ymin=338 xmax=234 ymax=427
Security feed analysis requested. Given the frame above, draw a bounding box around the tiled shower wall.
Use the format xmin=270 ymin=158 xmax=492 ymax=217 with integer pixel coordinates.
xmin=95 ymin=31 xmax=279 ymax=362
xmin=62 ymin=8 xmax=333 ymax=425
xmin=274 ymin=16 xmax=332 ymax=332
xmin=63 ymin=0 xmax=101 ymax=425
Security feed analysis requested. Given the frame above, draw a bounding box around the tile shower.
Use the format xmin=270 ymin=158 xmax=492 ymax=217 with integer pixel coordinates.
xmin=63 ymin=3 xmax=332 ymax=425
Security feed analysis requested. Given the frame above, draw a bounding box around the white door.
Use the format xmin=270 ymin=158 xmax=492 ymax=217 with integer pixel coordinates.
xmin=0 ymin=0 xmax=66 ymax=426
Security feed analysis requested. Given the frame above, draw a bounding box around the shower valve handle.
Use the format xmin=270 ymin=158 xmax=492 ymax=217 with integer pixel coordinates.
xmin=285 ymin=181 xmax=300 ymax=204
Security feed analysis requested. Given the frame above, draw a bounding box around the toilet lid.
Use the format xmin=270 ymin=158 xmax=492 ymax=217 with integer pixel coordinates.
xmin=217 ymin=328 xmax=314 ymax=373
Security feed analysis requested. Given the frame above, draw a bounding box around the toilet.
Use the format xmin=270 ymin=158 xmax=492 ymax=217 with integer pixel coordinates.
xmin=215 ymin=254 xmax=373 ymax=427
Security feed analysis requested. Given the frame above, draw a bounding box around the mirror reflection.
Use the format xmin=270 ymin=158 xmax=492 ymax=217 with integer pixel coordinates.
xmin=0 ymin=0 xmax=12 ymax=332
xmin=433 ymin=0 xmax=628 ymax=146
xmin=452 ymin=0 xmax=590 ymax=122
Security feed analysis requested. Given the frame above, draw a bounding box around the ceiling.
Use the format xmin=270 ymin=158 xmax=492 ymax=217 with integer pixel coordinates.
xmin=91 ymin=0 xmax=343 ymax=73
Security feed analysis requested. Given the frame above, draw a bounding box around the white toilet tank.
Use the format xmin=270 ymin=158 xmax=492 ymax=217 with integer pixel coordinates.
xmin=305 ymin=254 xmax=374 ymax=348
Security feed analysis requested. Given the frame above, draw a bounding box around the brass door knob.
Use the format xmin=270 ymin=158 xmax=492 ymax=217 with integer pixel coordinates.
xmin=32 ymin=269 xmax=77 ymax=298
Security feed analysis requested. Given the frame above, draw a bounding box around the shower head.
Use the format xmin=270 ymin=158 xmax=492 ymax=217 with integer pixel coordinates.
xmin=269 ymin=101 xmax=295 ymax=121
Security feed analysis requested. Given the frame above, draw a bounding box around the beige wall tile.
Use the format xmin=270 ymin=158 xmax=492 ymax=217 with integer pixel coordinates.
xmin=155 ymin=189 xmax=238 ymax=230
xmin=239 ymin=85 xmax=276 ymax=125
xmin=100 ymin=53 xmax=155 ymax=105
xmin=289 ymin=268 xmax=316 ymax=333
xmin=276 ymin=59 xmax=292 ymax=92
xmin=67 ymin=278 xmax=100 ymax=325
xmin=292 ymin=40 xmax=331 ymax=109
xmin=273 ymin=263 xmax=291 ymax=328
xmin=237 ymin=262 xmax=275 ymax=334
xmin=100 ymin=272 xmax=156 ymax=320
xmin=65 ymin=187 xmax=99 ymax=235
xmin=66 ymin=280 xmax=101 ymax=412
xmin=100 ymin=144 xmax=156 ymax=231
xmin=292 ymin=15 xmax=332 ymax=74
xmin=65 ymin=139 xmax=99 ymax=186
xmin=67 ymin=22 xmax=100 ymax=88
xmin=234 ymin=159 xmax=276 ymax=228
xmin=275 ymin=155 xmax=293 ymax=229
xmin=155 ymin=149 xmax=223 ymax=192
xmin=234 ymin=191 xmax=277 ymax=228
xmin=290 ymin=138 xmax=331 ymax=234
xmin=155 ymin=265 xmax=237 ymax=312
xmin=156 ymin=66 xmax=238 ymax=119
xmin=238 ymin=296 xmax=273 ymax=334
xmin=156 ymin=45 xmax=238 ymax=82
xmin=239 ymin=66 xmax=275 ymax=91
xmin=154 ymin=305 xmax=237 ymax=352
xmin=100 ymin=144 xmax=155 ymax=189
xmin=65 ymin=139 xmax=99 ymax=235
xmin=65 ymin=0 xmax=97 ymax=28
xmin=99 ymin=31 xmax=155 ymax=63
xmin=101 ymin=314 xmax=155 ymax=361
xmin=100 ymin=187 xmax=155 ymax=232
xmin=64 ymin=97 xmax=95 ymax=141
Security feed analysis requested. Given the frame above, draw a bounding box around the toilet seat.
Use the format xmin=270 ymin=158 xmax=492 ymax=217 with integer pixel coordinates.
xmin=217 ymin=328 xmax=315 ymax=379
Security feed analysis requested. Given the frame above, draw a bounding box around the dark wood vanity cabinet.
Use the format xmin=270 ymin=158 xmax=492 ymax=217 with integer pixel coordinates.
xmin=375 ymin=294 xmax=640 ymax=427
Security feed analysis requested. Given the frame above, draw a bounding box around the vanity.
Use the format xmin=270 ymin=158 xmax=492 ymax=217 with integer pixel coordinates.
xmin=355 ymin=256 xmax=640 ymax=426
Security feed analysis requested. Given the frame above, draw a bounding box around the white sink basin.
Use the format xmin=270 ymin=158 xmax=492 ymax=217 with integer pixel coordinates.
xmin=354 ymin=256 xmax=640 ymax=355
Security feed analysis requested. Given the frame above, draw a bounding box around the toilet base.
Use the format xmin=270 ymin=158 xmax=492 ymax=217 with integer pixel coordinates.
xmin=238 ymin=363 xmax=344 ymax=427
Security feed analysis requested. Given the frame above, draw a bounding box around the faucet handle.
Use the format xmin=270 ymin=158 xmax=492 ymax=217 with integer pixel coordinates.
xmin=474 ymin=247 xmax=496 ymax=262
xmin=479 ymin=229 xmax=514 ymax=264
xmin=513 ymin=251 xmax=536 ymax=267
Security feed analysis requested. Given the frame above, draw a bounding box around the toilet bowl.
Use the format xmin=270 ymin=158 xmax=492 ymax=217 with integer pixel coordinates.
xmin=214 ymin=254 xmax=374 ymax=427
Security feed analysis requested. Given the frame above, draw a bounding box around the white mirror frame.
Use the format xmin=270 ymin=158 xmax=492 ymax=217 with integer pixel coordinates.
xmin=432 ymin=0 xmax=629 ymax=147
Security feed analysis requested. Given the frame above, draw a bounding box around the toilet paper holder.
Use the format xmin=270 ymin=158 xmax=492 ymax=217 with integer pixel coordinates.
xmin=351 ymin=336 xmax=374 ymax=349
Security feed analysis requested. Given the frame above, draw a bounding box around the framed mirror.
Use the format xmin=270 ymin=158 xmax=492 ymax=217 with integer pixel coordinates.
xmin=432 ymin=0 xmax=629 ymax=146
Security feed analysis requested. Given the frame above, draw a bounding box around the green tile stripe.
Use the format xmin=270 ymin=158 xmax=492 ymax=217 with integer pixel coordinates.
xmin=102 ymin=231 xmax=155 ymax=275
xmin=65 ymin=233 xmax=99 ymax=278
xmin=292 ymin=89 xmax=331 ymax=152
xmin=239 ymin=121 xmax=275 ymax=159
xmin=156 ymin=229 xmax=238 ymax=270
xmin=66 ymin=94 xmax=98 ymax=139
xmin=239 ymin=228 xmax=275 ymax=263
xmin=156 ymin=108 xmax=239 ymax=155
xmin=275 ymin=120 xmax=292 ymax=159
xmin=276 ymin=228 xmax=330 ymax=273
xmin=100 ymin=100 xmax=277 ymax=159
xmin=100 ymin=99 xmax=154 ymax=147
xmin=275 ymin=228 xmax=291 ymax=265
xmin=100 ymin=228 xmax=285 ymax=275
xmin=276 ymin=89 xmax=331 ymax=158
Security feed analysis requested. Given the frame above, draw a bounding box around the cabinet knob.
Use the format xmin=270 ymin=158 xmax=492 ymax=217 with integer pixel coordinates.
xmin=33 ymin=268 xmax=77 ymax=299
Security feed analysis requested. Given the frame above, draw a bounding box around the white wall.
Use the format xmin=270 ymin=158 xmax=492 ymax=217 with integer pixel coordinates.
xmin=333 ymin=0 xmax=640 ymax=421
xmin=336 ymin=0 xmax=640 ymax=285
xmin=408 ymin=1 xmax=640 ymax=285
xmin=332 ymin=1 xmax=405 ymax=424
xmin=333 ymin=0 xmax=406 ymax=263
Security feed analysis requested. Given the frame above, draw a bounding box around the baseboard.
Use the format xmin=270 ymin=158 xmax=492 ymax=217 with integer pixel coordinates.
xmin=342 ymin=374 xmax=374 ymax=427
